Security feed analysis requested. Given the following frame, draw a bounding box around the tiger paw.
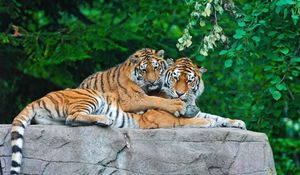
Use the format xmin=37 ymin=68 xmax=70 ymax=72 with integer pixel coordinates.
xmin=174 ymin=111 xmax=180 ymax=117
xmin=183 ymin=105 xmax=200 ymax=118
xmin=227 ymin=120 xmax=246 ymax=130
xmin=165 ymin=99 xmax=185 ymax=114
xmin=95 ymin=118 xmax=114 ymax=126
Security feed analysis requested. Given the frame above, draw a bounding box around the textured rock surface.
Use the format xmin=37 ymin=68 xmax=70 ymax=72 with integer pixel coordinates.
xmin=0 ymin=125 xmax=276 ymax=175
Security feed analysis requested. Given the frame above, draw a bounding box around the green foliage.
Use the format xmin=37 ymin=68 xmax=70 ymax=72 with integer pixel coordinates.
xmin=0 ymin=0 xmax=299 ymax=173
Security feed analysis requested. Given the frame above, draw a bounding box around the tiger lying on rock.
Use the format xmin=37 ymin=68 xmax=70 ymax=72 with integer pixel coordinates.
xmin=10 ymin=48 xmax=186 ymax=174
xmin=145 ymin=57 xmax=246 ymax=130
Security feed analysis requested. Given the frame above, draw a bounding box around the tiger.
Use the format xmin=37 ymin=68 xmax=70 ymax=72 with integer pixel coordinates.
xmin=10 ymin=48 xmax=186 ymax=174
xmin=146 ymin=57 xmax=246 ymax=129
xmin=78 ymin=48 xmax=185 ymax=114
xmin=10 ymin=90 xmax=241 ymax=174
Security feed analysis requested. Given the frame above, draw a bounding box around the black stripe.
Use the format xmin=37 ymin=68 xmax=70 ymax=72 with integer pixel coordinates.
xmin=100 ymin=73 xmax=104 ymax=92
xmin=11 ymin=160 xmax=21 ymax=167
xmin=107 ymin=68 xmax=111 ymax=90
xmin=85 ymin=89 xmax=100 ymax=110
xmin=12 ymin=123 xmax=25 ymax=129
xmin=77 ymin=99 xmax=97 ymax=110
xmin=53 ymin=93 xmax=64 ymax=102
xmin=131 ymin=87 xmax=143 ymax=95
xmin=104 ymin=105 xmax=110 ymax=114
xmin=45 ymin=95 xmax=60 ymax=117
xmin=11 ymin=131 xmax=23 ymax=140
xmin=12 ymin=145 xmax=22 ymax=153
xmin=93 ymin=74 xmax=98 ymax=90
xmin=115 ymin=106 xmax=119 ymax=119
xmin=116 ymin=65 xmax=131 ymax=98
xmin=119 ymin=114 xmax=125 ymax=128
xmin=111 ymin=66 xmax=118 ymax=84
xmin=72 ymin=103 xmax=93 ymax=114
xmin=70 ymin=90 xmax=99 ymax=103
xmin=10 ymin=170 xmax=19 ymax=174
xmin=41 ymin=100 xmax=52 ymax=115
xmin=31 ymin=104 xmax=35 ymax=113
xmin=69 ymin=108 xmax=90 ymax=115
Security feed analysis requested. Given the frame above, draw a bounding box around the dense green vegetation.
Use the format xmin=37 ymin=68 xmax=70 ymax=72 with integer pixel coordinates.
xmin=0 ymin=0 xmax=299 ymax=174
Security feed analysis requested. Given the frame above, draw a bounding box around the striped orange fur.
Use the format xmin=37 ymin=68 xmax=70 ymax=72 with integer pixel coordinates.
xmin=10 ymin=86 xmax=229 ymax=174
xmin=78 ymin=48 xmax=185 ymax=114
xmin=145 ymin=58 xmax=246 ymax=129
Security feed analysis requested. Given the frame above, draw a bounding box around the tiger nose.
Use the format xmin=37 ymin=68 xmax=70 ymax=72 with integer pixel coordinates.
xmin=149 ymin=80 xmax=156 ymax=84
xmin=176 ymin=91 xmax=184 ymax=97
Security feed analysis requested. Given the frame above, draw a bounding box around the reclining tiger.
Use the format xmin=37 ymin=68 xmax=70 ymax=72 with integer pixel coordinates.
xmin=145 ymin=57 xmax=246 ymax=129
xmin=10 ymin=48 xmax=186 ymax=174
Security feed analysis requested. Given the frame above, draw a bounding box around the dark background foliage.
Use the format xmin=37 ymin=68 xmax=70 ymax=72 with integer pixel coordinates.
xmin=0 ymin=0 xmax=299 ymax=174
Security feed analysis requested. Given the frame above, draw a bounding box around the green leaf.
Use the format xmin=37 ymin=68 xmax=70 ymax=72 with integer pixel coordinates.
xmin=291 ymin=70 xmax=299 ymax=77
xmin=219 ymin=50 xmax=228 ymax=55
xmin=238 ymin=21 xmax=246 ymax=27
xmin=284 ymin=8 xmax=289 ymax=19
xmin=276 ymin=84 xmax=287 ymax=91
xmin=271 ymin=76 xmax=281 ymax=84
xmin=236 ymin=44 xmax=243 ymax=51
xmin=272 ymin=55 xmax=284 ymax=62
xmin=271 ymin=90 xmax=282 ymax=100
xmin=264 ymin=66 xmax=272 ymax=71
xmin=291 ymin=57 xmax=300 ymax=63
xmin=233 ymin=29 xmax=246 ymax=39
xmin=268 ymin=31 xmax=277 ymax=37
xmin=276 ymin=0 xmax=295 ymax=6
xmin=195 ymin=55 xmax=206 ymax=61
xmin=224 ymin=59 xmax=233 ymax=68
xmin=292 ymin=14 xmax=299 ymax=25
xmin=280 ymin=48 xmax=289 ymax=55
xmin=252 ymin=36 xmax=260 ymax=44
xmin=262 ymin=8 xmax=269 ymax=13
xmin=277 ymin=34 xmax=285 ymax=40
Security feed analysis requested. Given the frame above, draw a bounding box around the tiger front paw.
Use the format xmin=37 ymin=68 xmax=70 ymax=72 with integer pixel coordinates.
xmin=227 ymin=119 xmax=246 ymax=130
xmin=183 ymin=105 xmax=200 ymax=118
xmin=95 ymin=118 xmax=114 ymax=127
xmin=165 ymin=99 xmax=185 ymax=114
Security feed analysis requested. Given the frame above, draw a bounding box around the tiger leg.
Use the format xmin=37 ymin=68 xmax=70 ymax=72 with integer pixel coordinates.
xmin=120 ymin=95 xmax=185 ymax=114
xmin=65 ymin=113 xmax=113 ymax=126
xmin=138 ymin=110 xmax=216 ymax=129
xmin=195 ymin=112 xmax=246 ymax=130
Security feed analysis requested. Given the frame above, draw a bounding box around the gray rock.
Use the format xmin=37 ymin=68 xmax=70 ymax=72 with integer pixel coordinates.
xmin=0 ymin=125 xmax=276 ymax=175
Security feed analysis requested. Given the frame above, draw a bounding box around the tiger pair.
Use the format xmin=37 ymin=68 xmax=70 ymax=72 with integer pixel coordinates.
xmin=10 ymin=48 xmax=245 ymax=174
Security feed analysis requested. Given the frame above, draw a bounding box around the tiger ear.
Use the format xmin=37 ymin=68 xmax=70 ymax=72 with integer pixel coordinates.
xmin=166 ymin=58 xmax=174 ymax=66
xmin=199 ymin=67 xmax=207 ymax=74
xmin=157 ymin=49 xmax=165 ymax=58
xmin=129 ymin=54 xmax=139 ymax=64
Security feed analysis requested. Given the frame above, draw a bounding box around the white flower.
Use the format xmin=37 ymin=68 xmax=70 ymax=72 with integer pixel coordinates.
xmin=214 ymin=25 xmax=222 ymax=33
xmin=200 ymin=48 xmax=208 ymax=56
xmin=178 ymin=37 xmax=184 ymax=43
xmin=203 ymin=3 xmax=212 ymax=17
xmin=221 ymin=35 xmax=227 ymax=42
xmin=186 ymin=39 xmax=192 ymax=47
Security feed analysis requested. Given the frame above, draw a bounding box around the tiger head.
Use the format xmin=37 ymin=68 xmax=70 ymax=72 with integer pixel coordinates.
xmin=162 ymin=58 xmax=207 ymax=103
xmin=129 ymin=48 xmax=167 ymax=92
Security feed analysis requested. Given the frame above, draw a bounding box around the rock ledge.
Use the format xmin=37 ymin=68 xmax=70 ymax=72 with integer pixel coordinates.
xmin=0 ymin=125 xmax=276 ymax=175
